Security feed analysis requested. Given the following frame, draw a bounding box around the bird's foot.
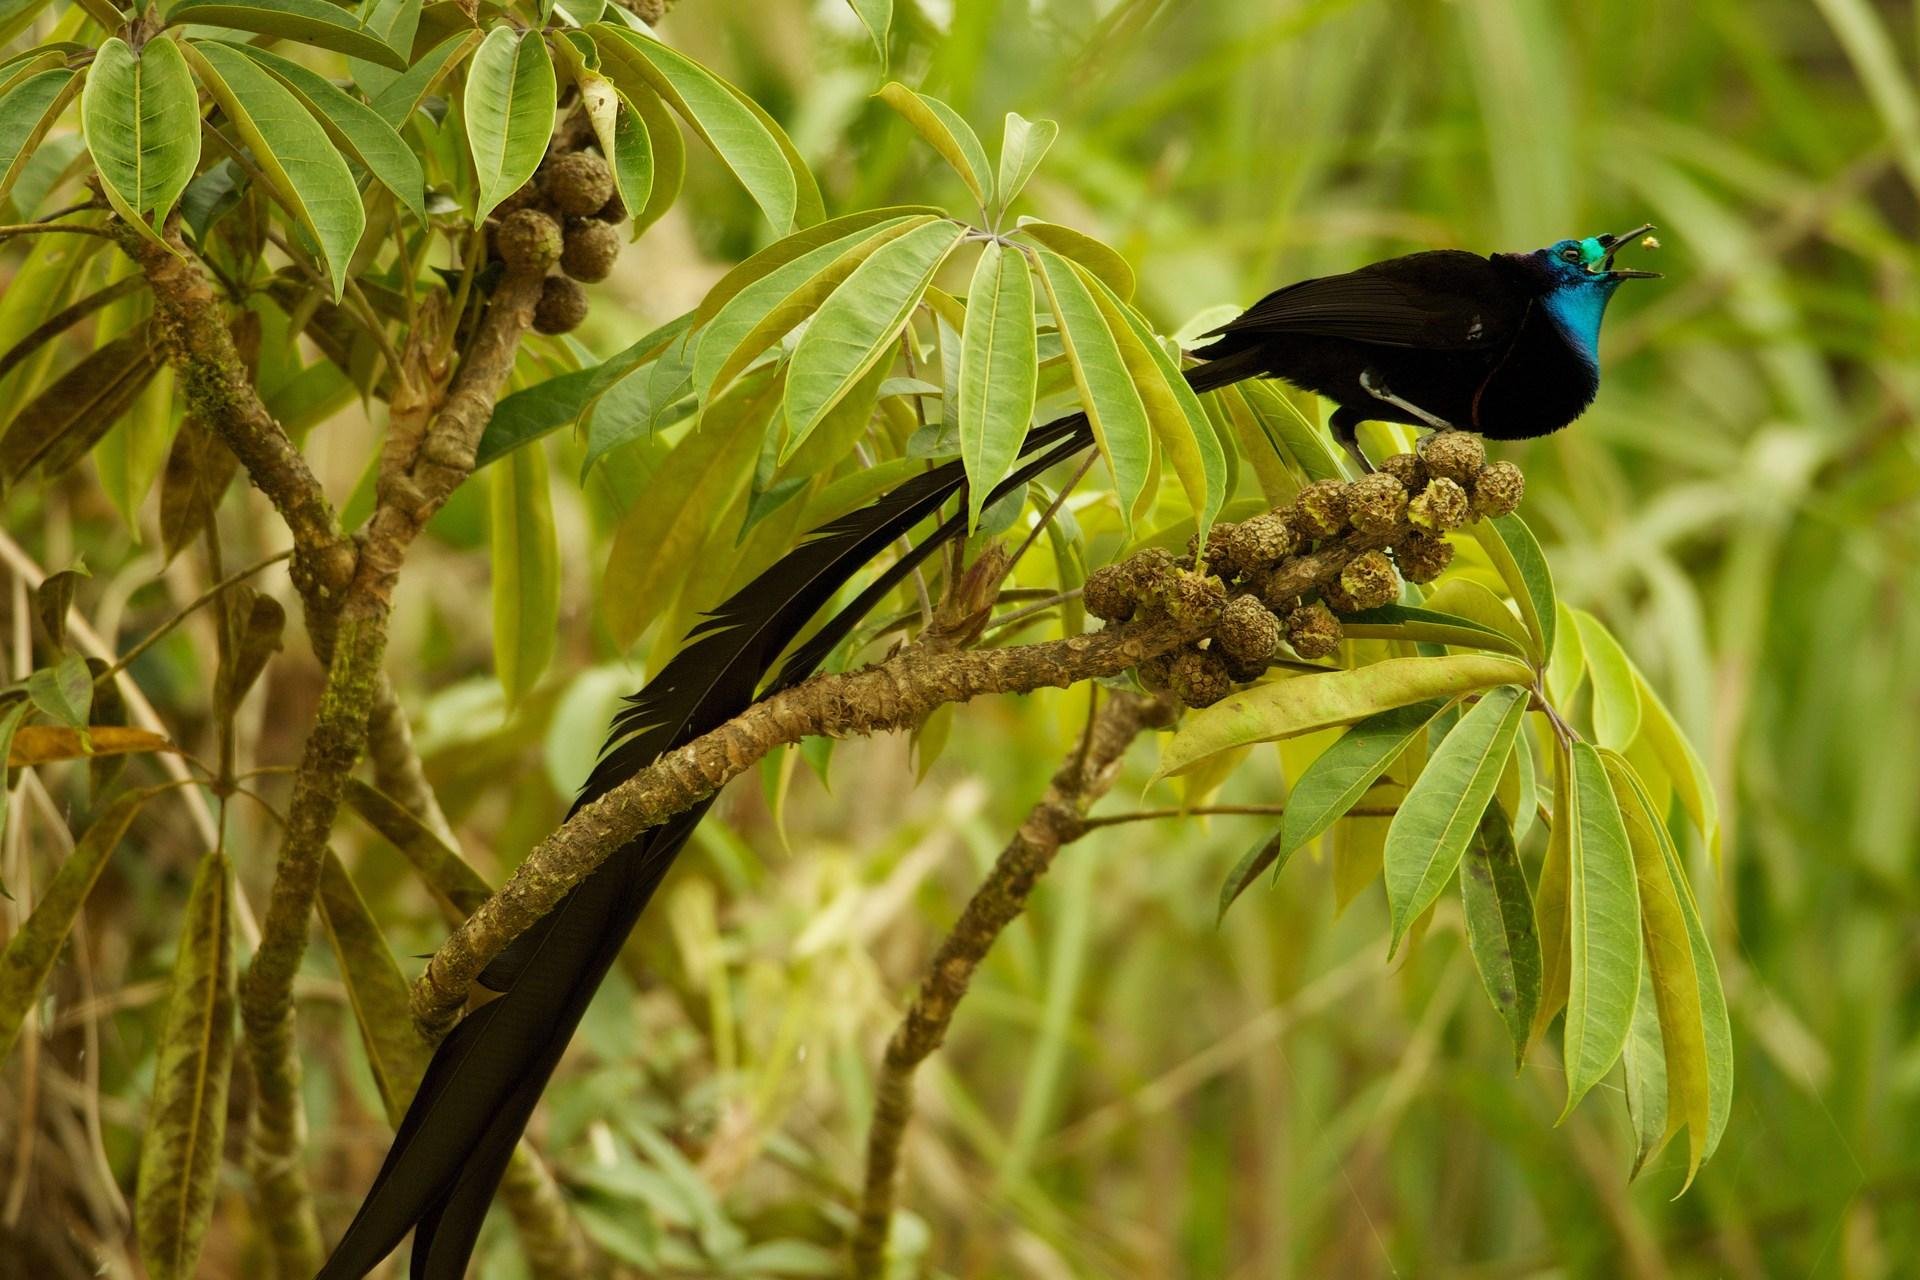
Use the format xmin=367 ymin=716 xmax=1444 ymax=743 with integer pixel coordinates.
xmin=1359 ymin=369 xmax=1457 ymax=433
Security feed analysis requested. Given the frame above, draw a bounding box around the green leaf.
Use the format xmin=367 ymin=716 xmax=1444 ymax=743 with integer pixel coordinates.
xmin=490 ymin=442 xmax=560 ymax=706
xmin=475 ymin=368 xmax=599 ymax=471
xmin=1470 ymin=513 xmax=1555 ymax=663
xmin=347 ymin=0 xmax=421 ymax=100
xmin=27 ymin=650 xmax=92 ymax=733
xmin=695 ymin=214 xmax=936 ymax=403
xmin=957 ymin=241 xmax=1037 ymax=529
xmin=1559 ymin=740 xmax=1641 ymax=1118
xmin=1384 ymin=684 xmax=1527 ymax=950
xmin=184 ymin=40 xmax=365 ymax=301
xmin=369 ymin=29 xmax=478 ymax=128
xmin=782 ymin=220 xmax=963 ymax=457
xmin=615 ymin=74 xmax=684 ymax=233
xmin=165 ymin=0 xmax=408 ymax=70
xmin=316 ymin=851 xmax=428 ymax=1120
xmin=1459 ymin=803 xmax=1541 ymax=1069
xmin=0 ymin=698 xmax=29 ymax=846
xmin=1574 ymin=609 xmax=1641 ymax=750
xmin=1 ymin=325 xmax=159 ymax=483
xmin=593 ymin=25 xmax=812 ymax=232
xmin=603 ymin=373 xmax=779 ymax=646
xmin=1083 ymin=267 xmax=1227 ymax=539
xmin=1277 ymin=699 xmax=1445 ymax=863
xmin=874 ymin=80 xmax=992 ymax=212
xmin=575 ymin=70 xmax=652 ymax=235
xmin=1157 ymin=654 xmax=1532 ymax=779
xmin=1533 ymin=738 xmax=1573 ymax=1044
xmin=0 ymin=786 xmax=160 ymax=1062
xmin=1033 ymin=246 xmax=1150 ymax=528
xmin=341 ymin=779 xmax=491 ymax=920
xmin=1338 ymin=604 xmax=1529 ymax=658
xmin=996 ymin=111 xmax=1057 ymax=213
xmin=0 ymin=68 xmax=78 ymax=204
xmin=845 ymin=0 xmax=891 ymax=61
xmin=1421 ymin=578 xmax=1534 ymax=654
xmin=691 ymin=207 xmax=942 ymax=329
xmin=134 ymin=850 xmax=234 ymax=1280
xmin=1632 ymin=666 xmax=1721 ymax=861
xmin=1016 ymin=219 xmax=1134 ymax=300
xmin=1546 ymin=599 xmax=1586 ymax=703
xmin=212 ymin=586 xmax=284 ymax=721
xmin=1622 ymin=957 xmax=1669 ymax=1178
xmin=464 ymin=26 xmax=556 ymax=221
xmin=226 ymin=43 xmax=426 ymax=223
xmin=81 ymin=38 xmax=200 ymax=237
xmin=1217 ymin=827 xmax=1297 ymax=924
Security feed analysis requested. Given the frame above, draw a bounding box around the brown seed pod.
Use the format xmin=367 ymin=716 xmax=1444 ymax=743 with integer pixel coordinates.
xmin=593 ymin=191 xmax=628 ymax=224
xmin=1420 ymin=431 xmax=1486 ymax=485
xmin=1345 ymin=471 xmax=1408 ymax=534
xmin=1190 ymin=522 xmax=1242 ymax=578
xmin=1123 ymin=546 xmax=1179 ymax=605
xmin=1084 ymin=563 xmax=1136 ymax=623
xmin=1168 ymin=647 xmax=1234 ymax=708
xmin=1156 ymin=569 xmax=1228 ymax=630
xmin=1226 ymin=511 xmax=1297 ymax=572
xmin=1338 ymin=549 xmax=1400 ymax=611
xmin=1408 ymin=476 xmax=1471 ymax=531
xmin=1472 ymin=459 xmax=1526 ymax=518
xmin=1136 ymin=650 xmax=1174 ymax=692
xmin=1378 ymin=451 xmax=1426 ymax=491
xmin=560 ymin=218 xmax=622 ymax=282
xmin=494 ymin=209 xmax=562 ymax=274
xmin=540 ymin=151 xmax=615 ymax=217
xmin=533 ymin=275 xmax=589 ymax=335
xmin=1214 ymin=595 xmax=1280 ymax=667
xmin=1320 ymin=580 xmax=1362 ymax=614
xmin=1291 ymin=478 xmax=1350 ymax=539
xmin=1392 ymin=529 xmax=1455 ymax=584
xmin=494 ymin=182 xmax=542 ymax=218
xmin=1284 ymin=601 xmax=1343 ymax=659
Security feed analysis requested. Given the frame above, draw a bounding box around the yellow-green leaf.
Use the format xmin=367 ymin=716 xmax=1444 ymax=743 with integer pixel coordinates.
xmin=134 ymin=849 xmax=234 ymax=1280
xmin=1460 ymin=803 xmax=1541 ymax=1069
xmin=1469 ymin=513 xmax=1555 ymax=663
xmin=958 ymin=240 xmax=1037 ymax=529
xmin=1546 ymin=599 xmax=1586 ymax=703
xmin=1277 ymin=698 xmax=1444 ymax=864
xmin=1336 ymin=603 xmax=1529 ymax=658
xmin=874 ymin=80 xmax=992 ymax=212
xmin=1421 ymin=578 xmax=1533 ymax=654
xmin=1033 ymin=246 xmax=1151 ymax=528
xmin=490 ymin=440 xmax=561 ymax=705
xmin=1559 ymin=740 xmax=1641 ymax=1118
xmin=463 ymin=26 xmax=556 ymax=221
xmin=996 ymin=111 xmax=1057 ymax=213
xmin=1017 ymin=219 xmax=1134 ymax=300
xmin=166 ymin=0 xmax=409 ymax=70
xmin=1574 ymin=609 xmax=1641 ymax=750
xmin=0 ymin=68 xmax=78 ymax=203
xmin=1631 ymin=666 xmax=1721 ymax=861
xmin=369 ymin=29 xmax=478 ymax=129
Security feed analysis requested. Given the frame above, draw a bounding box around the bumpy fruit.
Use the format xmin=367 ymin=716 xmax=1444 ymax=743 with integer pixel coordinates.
xmin=1084 ymin=563 xmax=1136 ymax=623
xmin=1408 ymin=477 xmax=1471 ymax=531
xmin=1215 ymin=595 xmax=1280 ymax=667
xmin=1136 ymin=650 xmax=1174 ymax=692
xmin=1346 ymin=471 xmax=1408 ymax=534
xmin=1191 ymin=522 xmax=1241 ymax=577
xmin=541 ymin=151 xmax=615 ymax=217
xmin=1156 ymin=569 xmax=1227 ymax=629
xmin=1291 ymin=479 xmax=1350 ymax=539
xmin=1168 ymin=648 xmax=1234 ymax=708
xmin=1378 ymin=451 xmax=1426 ymax=491
xmin=494 ymin=183 xmax=542 ymax=218
xmin=533 ymin=276 xmax=589 ymax=335
xmin=1472 ymin=459 xmax=1526 ymax=518
xmin=1226 ymin=512 xmax=1297 ymax=571
xmin=561 ymin=218 xmax=622 ymax=282
xmin=494 ymin=209 xmax=562 ymax=273
xmin=594 ymin=192 xmax=628 ymax=224
xmin=1284 ymin=602 xmax=1343 ymax=659
xmin=1393 ymin=530 xmax=1455 ymax=584
xmin=1124 ymin=547 xmax=1179 ymax=604
xmin=1420 ymin=431 xmax=1485 ymax=485
xmin=1338 ymin=549 xmax=1400 ymax=611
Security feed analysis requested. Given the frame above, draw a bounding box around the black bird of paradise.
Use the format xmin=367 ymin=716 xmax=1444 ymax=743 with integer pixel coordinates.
xmin=317 ymin=227 xmax=1658 ymax=1279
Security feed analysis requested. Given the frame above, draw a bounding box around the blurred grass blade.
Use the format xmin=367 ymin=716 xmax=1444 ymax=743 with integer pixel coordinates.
xmin=1460 ymin=803 xmax=1541 ymax=1068
xmin=996 ymin=111 xmax=1057 ymax=213
xmin=491 ymin=442 xmax=561 ymax=706
xmin=134 ymin=849 xmax=234 ymax=1280
xmin=1559 ymin=741 xmax=1641 ymax=1118
xmin=1469 ymin=514 xmax=1555 ymax=664
xmin=1278 ymin=699 xmax=1445 ymax=863
xmin=166 ymin=0 xmax=408 ymax=69
xmin=316 ymin=851 xmax=428 ymax=1120
xmin=1159 ymin=655 xmax=1531 ymax=779
xmin=464 ymin=26 xmax=556 ymax=222
xmin=1033 ymin=246 xmax=1150 ymax=527
xmin=1384 ymin=684 xmax=1527 ymax=951
xmin=81 ymin=38 xmax=200 ymax=241
xmin=958 ymin=240 xmax=1037 ymax=529
xmin=874 ymin=80 xmax=993 ymax=213
xmin=1574 ymin=610 xmax=1641 ymax=750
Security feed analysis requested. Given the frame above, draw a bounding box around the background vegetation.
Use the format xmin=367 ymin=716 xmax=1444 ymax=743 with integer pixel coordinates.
xmin=2 ymin=1 xmax=1915 ymax=1277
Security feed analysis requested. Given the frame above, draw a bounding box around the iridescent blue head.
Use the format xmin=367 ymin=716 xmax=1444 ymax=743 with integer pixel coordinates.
xmin=1495 ymin=223 xmax=1660 ymax=365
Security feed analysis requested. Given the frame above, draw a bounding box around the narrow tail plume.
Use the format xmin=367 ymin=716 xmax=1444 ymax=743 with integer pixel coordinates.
xmin=318 ymin=353 xmax=1259 ymax=1280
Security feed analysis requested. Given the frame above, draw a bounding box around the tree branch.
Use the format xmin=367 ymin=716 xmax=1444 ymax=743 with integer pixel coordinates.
xmin=850 ymin=689 xmax=1173 ymax=1276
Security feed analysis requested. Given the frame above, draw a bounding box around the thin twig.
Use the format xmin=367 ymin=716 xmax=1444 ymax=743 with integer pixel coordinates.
xmin=1078 ymin=803 xmax=1398 ymax=831
xmin=93 ymin=549 xmax=291 ymax=686
xmin=0 ymin=222 xmax=116 ymax=242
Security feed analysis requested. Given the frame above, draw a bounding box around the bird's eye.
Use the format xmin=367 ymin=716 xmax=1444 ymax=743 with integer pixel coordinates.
xmin=1559 ymin=247 xmax=1582 ymax=263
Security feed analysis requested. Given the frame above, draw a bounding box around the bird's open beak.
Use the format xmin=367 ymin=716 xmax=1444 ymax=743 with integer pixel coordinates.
xmin=1598 ymin=223 xmax=1661 ymax=279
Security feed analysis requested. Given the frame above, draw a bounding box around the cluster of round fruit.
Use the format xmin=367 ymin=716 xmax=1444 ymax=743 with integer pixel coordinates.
xmin=1081 ymin=434 xmax=1525 ymax=708
xmin=489 ymin=150 xmax=626 ymax=336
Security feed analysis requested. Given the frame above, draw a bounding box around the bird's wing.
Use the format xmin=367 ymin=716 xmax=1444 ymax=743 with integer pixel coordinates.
xmin=1202 ymin=251 xmax=1521 ymax=350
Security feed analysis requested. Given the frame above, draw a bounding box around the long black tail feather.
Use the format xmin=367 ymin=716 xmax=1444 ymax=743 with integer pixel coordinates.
xmin=320 ymin=355 xmax=1256 ymax=1280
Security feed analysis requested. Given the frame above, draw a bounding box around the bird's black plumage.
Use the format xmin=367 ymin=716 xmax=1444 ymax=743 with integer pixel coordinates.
xmin=319 ymin=230 xmax=1654 ymax=1279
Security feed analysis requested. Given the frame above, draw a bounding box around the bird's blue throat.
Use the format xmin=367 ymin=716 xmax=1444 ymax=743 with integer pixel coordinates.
xmin=1540 ymin=279 xmax=1620 ymax=367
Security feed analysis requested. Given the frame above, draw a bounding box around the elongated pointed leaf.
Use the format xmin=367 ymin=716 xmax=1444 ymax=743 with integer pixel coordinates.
xmin=369 ymin=29 xmax=477 ymax=128
xmin=1082 ymin=266 xmax=1227 ymax=538
xmin=958 ymin=241 xmax=1037 ymax=528
xmin=1338 ymin=604 xmax=1529 ymax=658
xmin=1159 ymin=654 xmax=1532 ymax=779
xmin=996 ymin=111 xmax=1057 ymax=213
xmin=348 ymin=0 xmax=422 ymax=100
xmin=184 ymin=41 xmax=364 ymax=301
xmin=1622 ymin=958 xmax=1669 ymax=1178
xmin=1559 ymin=740 xmax=1641 ymax=1118
xmin=1546 ymin=599 xmax=1586 ymax=703
xmin=846 ymin=0 xmax=891 ymax=60
xmin=874 ymin=80 xmax=992 ymax=212
xmin=464 ymin=27 xmax=556 ymax=221
xmin=0 ymin=699 xmax=28 ymax=845
xmin=1217 ymin=827 xmax=1297 ymax=923
xmin=166 ymin=0 xmax=408 ymax=69
xmin=616 ymin=73 xmax=684 ymax=233
xmin=7 ymin=724 xmax=174 ymax=766
xmin=227 ymin=44 xmax=426 ymax=223
xmin=1017 ymin=219 xmax=1134 ymax=300
xmin=1460 ymin=803 xmax=1541 ymax=1068
xmin=1533 ymin=740 xmax=1572 ymax=1044
xmin=134 ymin=849 xmax=234 ymax=1280
xmin=1423 ymin=578 xmax=1533 ymax=656
xmin=341 ymin=779 xmax=491 ymax=919
xmin=317 ymin=851 xmax=428 ymax=1120
xmin=782 ymin=220 xmax=963 ymax=456
xmin=1470 ymin=513 xmax=1555 ymax=663
xmin=0 ymin=786 xmax=161 ymax=1061
xmin=574 ymin=70 xmax=652 ymax=235
xmin=27 ymin=651 xmax=91 ymax=732
xmin=1385 ymin=685 xmax=1527 ymax=949
xmin=1278 ymin=699 xmax=1445 ymax=862
xmin=490 ymin=442 xmax=560 ymax=705
xmin=0 ymin=68 xmax=78 ymax=203
xmin=1574 ymin=610 xmax=1641 ymax=750
xmin=1239 ymin=379 xmax=1343 ymax=481
xmin=1 ymin=325 xmax=158 ymax=482
xmin=1632 ymin=667 xmax=1720 ymax=860
xmin=1033 ymin=246 xmax=1151 ymax=526
xmin=691 ymin=207 xmax=943 ymax=328
xmin=81 ymin=38 xmax=200 ymax=236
